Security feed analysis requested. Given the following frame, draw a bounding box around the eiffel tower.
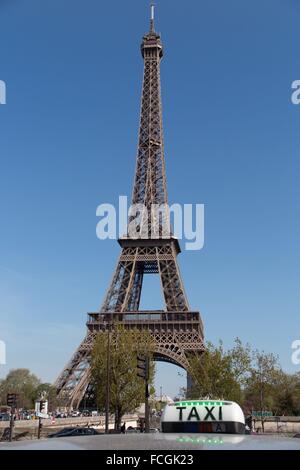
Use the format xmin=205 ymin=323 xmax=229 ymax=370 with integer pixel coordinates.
xmin=55 ymin=6 xmax=205 ymax=408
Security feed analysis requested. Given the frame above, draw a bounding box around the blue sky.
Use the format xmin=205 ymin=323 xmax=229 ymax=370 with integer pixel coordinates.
xmin=0 ymin=0 xmax=299 ymax=398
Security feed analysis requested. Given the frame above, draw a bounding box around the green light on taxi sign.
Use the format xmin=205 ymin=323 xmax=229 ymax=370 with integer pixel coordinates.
xmin=174 ymin=401 xmax=229 ymax=407
xmin=176 ymin=437 xmax=224 ymax=445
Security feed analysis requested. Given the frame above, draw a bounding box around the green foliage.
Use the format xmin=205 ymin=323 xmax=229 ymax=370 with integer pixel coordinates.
xmin=227 ymin=338 xmax=252 ymax=386
xmin=1 ymin=339 xmax=300 ymax=419
xmin=0 ymin=368 xmax=41 ymax=409
xmin=188 ymin=339 xmax=300 ymax=417
xmin=91 ymin=326 xmax=155 ymax=429
xmin=188 ymin=340 xmax=244 ymax=402
xmin=243 ymin=350 xmax=280 ymax=413
xmin=247 ymin=369 xmax=300 ymax=417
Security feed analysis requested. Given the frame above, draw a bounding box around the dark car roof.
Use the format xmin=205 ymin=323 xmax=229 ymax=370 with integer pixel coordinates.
xmin=48 ymin=427 xmax=77 ymax=436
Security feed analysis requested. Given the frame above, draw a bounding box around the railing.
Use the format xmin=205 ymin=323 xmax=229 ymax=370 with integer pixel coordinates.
xmin=87 ymin=311 xmax=202 ymax=325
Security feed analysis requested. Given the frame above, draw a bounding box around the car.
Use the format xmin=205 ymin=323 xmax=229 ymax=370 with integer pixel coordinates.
xmin=0 ymin=413 xmax=10 ymax=421
xmin=125 ymin=427 xmax=141 ymax=434
xmin=4 ymin=432 xmax=300 ymax=450
xmin=48 ymin=427 xmax=100 ymax=438
xmin=293 ymin=433 xmax=300 ymax=438
xmin=48 ymin=427 xmax=77 ymax=438
xmin=55 ymin=412 xmax=67 ymax=418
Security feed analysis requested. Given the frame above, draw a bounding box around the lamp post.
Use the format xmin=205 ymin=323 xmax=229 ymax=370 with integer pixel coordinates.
xmin=105 ymin=321 xmax=112 ymax=434
xmin=137 ymin=354 xmax=150 ymax=433
xmin=145 ymin=356 xmax=150 ymax=434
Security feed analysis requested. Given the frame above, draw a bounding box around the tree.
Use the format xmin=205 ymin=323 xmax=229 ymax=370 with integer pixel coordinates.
xmin=227 ymin=338 xmax=252 ymax=387
xmin=0 ymin=369 xmax=41 ymax=409
xmin=272 ymin=371 xmax=300 ymax=416
xmin=91 ymin=326 xmax=155 ymax=430
xmin=177 ymin=338 xmax=300 ymax=422
xmin=244 ymin=351 xmax=280 ymax=431
xmin=188 ymin=341 xmax=242 ymax=402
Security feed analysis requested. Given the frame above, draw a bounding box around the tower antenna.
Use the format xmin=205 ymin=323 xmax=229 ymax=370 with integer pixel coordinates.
xmin=150 ymin=3 xmax=155 ymax=32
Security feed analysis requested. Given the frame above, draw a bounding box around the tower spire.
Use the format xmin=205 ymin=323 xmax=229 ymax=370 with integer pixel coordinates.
xmin=150 ymin=3 xmax=155 ymax=33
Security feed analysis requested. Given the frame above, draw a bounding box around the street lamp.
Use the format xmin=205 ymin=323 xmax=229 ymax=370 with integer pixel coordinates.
xmin=105 ymin=320 xmax=112 ymax=434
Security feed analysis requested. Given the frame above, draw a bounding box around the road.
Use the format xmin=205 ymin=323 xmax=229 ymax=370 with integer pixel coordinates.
xmin=0 ymin=414 xmax=139 ymax=440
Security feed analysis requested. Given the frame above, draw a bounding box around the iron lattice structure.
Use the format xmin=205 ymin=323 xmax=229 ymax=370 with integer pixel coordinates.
xmin=55 ymin=12 xmax=205 ymax=408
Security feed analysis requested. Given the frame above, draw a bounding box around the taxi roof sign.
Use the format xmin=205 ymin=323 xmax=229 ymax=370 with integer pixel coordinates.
xmin=161 ymin=400 xmax=245 ymax=435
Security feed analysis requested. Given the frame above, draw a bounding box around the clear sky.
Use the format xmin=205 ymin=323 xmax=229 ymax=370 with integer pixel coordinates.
xmin=0 ymin=0 xmax=299 ymax=398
